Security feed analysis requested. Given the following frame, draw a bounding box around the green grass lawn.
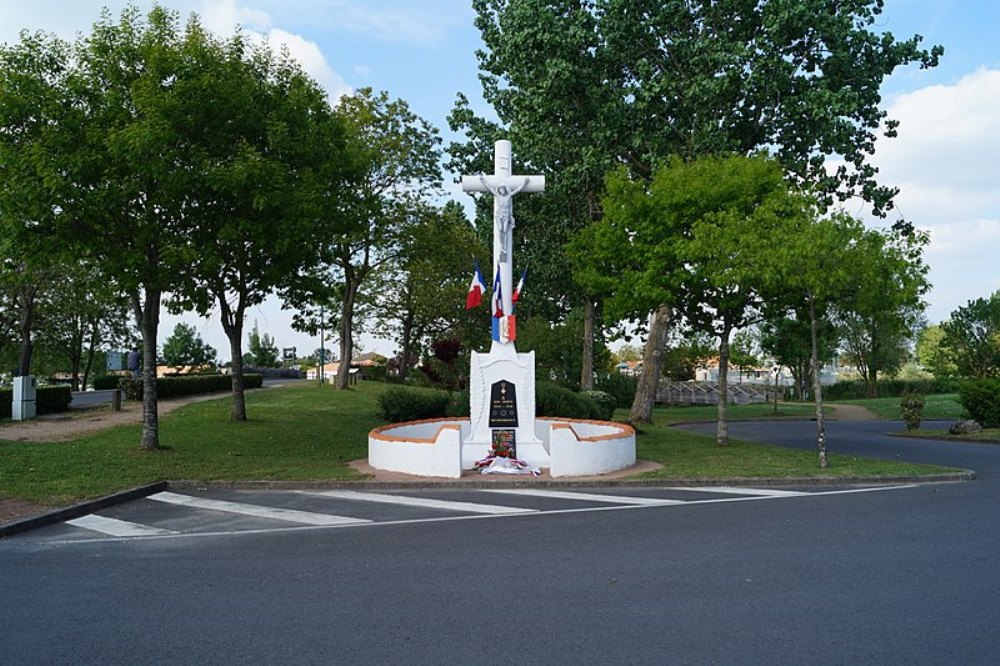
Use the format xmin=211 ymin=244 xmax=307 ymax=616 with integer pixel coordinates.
xmin=0 ymin=382 xmax=958 ymax=507
xmin=835 ymin=393 xmax=967 ymax=421
xmin=647 ymin=401 xmax=821 ymax=424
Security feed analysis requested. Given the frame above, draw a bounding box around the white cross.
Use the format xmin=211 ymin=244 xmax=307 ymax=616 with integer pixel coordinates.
xmin=461 ymin=140 xmax=544 ymax=345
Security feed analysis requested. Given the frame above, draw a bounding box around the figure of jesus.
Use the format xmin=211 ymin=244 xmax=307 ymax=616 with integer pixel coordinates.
xmin=480 ymin=175 xmax=530 ymax=260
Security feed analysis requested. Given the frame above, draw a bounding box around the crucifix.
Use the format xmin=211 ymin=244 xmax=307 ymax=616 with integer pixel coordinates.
xmin=461 ymin=140 xmax=545 ymax=348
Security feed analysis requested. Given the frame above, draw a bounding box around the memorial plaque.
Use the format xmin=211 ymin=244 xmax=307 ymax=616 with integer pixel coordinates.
xmin=491 ymin=429 xmax=516 ymax=457
xmin=489 ymin=379 xmax=519 ymax=427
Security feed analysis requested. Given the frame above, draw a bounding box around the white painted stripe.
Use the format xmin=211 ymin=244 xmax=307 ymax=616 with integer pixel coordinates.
xmin=304 ymin=490 xmax=536 ymax=515
xmin=148 ymin=491 xmax=370 ymax=526
xmin=482 ymin=489 xmax=685 ymax=505
xmin=667 ymin=487 xmax=806 ymax=497
xmin=67 ymin=514 xmax=175 ymax=537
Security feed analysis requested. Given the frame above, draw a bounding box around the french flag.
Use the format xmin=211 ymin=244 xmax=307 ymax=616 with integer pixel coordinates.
xmin=492 ymin=267 xmax=504 ymax=318
xmin=466 ymin=261 xmax=487 ymax=309
xmin=512 ymin=268 xmax=526 ymax=306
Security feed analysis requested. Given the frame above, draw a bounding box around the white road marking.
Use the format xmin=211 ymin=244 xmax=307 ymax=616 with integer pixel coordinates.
xmin=148 ymin=491 xmax=370 ymax=526
xmin=666 ymin=486 xmax=806 ymax=497
xmin=66 ymin=514 xmax=176 ymax=537
xmin=303 ymin=490 xmax=536 ymax=515
xmin=482 ymin=488 xmax=685 ymax=505
xmin=33 ymin=484 xmax=922 ymax=545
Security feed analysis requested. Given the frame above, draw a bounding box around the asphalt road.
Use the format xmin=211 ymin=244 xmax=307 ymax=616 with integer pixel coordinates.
xmin=2 ymin=421 xmax=998 ymax=665
xmin=69 ymin=378 xmax=303 ymax=409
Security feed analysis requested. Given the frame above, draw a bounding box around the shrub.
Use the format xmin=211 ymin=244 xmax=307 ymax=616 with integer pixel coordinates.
xmin=446 ymin=389 xmax=471 ymax=417
xmin=824 ymin=378 xmax=961 ymax=400
xmin=119 ymin=373 xmax=263 ymax=401
xmin=595 ymin=372 xmax=638 ymax=408
xmin=583 ymin=390 xmax=616 ymax=421
xmin=0 ymin=385 xmax=72 ymax=418
xmin=536 ymin=382 xmax=601 ymax=420
xmin=92 ymin=375 xmax=124 ymax=390
xmin=958 ymin=379 xmax=1000 ymax=428
xmin=377 ymin=387 xmax=450 ymax=422
xmin=900 ymin=392 xmax=925 ymax=430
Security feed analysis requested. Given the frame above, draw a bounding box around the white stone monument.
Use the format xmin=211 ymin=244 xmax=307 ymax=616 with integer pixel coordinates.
xmin=460 ymin=140 xmax=547 ymax=467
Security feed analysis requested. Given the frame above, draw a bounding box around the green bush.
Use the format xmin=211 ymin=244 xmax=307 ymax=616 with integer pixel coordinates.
xmin=119 ymin=373 xmax=263 ymax=401
xmin=536 ymin=382 xmax=601 ymax=419
xmin=446 ymin=389 xmax=471 ymax=417
xmin=900 ymin=392 xmax=925 ymax=430
xmin=595 ymin=372 xmax=638 ymax=408
xmin=824 ymin=378 xmax=961 ymax=400
xmin=958 ymin=379 xmax=1000 ymax=428
xmin=0 ymin=385 xmax=72 ymax=418
xmin=377 ymin=387 xmax=450 ymax=422
xmin=583 ymin=390 xmax=616 ymax=421
xmin=92 ymin=375 xmax=124 ymax=390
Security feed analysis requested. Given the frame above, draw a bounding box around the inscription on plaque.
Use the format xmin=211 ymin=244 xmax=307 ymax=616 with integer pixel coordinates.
xmin=489 ymin=380 xmax=519 ymax=428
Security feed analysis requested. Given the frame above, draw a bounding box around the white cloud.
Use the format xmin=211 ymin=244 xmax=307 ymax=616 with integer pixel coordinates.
xmin=870 ymin=68 xmax=1000 ymax=320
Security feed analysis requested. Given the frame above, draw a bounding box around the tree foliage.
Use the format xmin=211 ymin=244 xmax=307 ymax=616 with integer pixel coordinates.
xmin=162 ymin=323 xmax=217 ymax=370
xmin=941 ymin=291 xmax=1000 ymax=378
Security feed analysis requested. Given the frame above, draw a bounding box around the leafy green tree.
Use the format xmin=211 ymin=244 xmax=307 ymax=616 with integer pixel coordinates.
xmin=371 ymin=201 xmax=488 ymax=382
xmin=730 ymin=330 xmax=762 ymax=382
xmin=940 ymin=291 xmax=1000 ymax=378
xmin=288 ymin=88 xmax=442 ymax=389
xmin=915 ymin=324 xmax=957 ymax=378
xmin=162 ymin=323 xmax=217 ymax=370
xmin=759 ymin=309 xmax=838 ymax=400
xmin=244 ymin=321 xmax=280 ymax=368
xmin=833 ymin=229 xmax=929 ymax=396
xmin=33 ymin=264 xmax=132 ymax=390
xmin=160 ymin=25 xmax=348 ymax=421
xmin=468 ymin=0 xmax=942 ymax=421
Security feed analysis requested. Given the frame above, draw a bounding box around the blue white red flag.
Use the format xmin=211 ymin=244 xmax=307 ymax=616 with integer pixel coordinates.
xmin=466 ymin=260 xmax=487 ymax=309
xmin=512 ymin=267 xmax=526 ymax=306
xmin=492 ymin=266 xmax=504 ymax=318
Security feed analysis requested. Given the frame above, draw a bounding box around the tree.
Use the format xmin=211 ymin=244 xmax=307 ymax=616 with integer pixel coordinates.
xmin=162 ymin=323 xmax=217 ymax=370
xmin=467 ymin=0 xmax=942 ymax=419
xmin=244 ymin=321 xmax=280 ymax=368
xmin=287 ymin=88 xmax=442 ymax=389
xmin=745 ymin=208 xmax=873 ymax=467
xmin=833 ymin=229 xmax=929 ymax=396
xmin=759 ymin=309 xmax=838 ymax=401
xmin=915 ymin=324 xmax=957 ymax=378
xmin=160 ymin=25 xmax=349 ymax=421
xmin=940 ymin=292 xmax=1000 ymax=378
xmin=370 ymin=201 xmax=487 ymax=382
xmin=33 ymin=264 xmax=132 ymax=390
xmin=730 ymin=330 xmax=761 ymax=382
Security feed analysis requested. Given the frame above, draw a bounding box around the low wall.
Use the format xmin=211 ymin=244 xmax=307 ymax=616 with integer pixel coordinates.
xmin=540 ymin=417 xmax=637 ymax=477
xmin=368 ymin=419 xmax=468 ymax=478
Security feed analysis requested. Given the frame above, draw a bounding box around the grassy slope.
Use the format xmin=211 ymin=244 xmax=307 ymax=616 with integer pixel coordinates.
xmin=0 ymin=383 xmax=957 ymax=505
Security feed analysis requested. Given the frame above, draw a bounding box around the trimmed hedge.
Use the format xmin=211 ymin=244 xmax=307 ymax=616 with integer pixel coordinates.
xmin=824 ymin=378 xmax=961 ymax=400
xmin=119 ymin=373 xmax=264 ymax=401
xmin=536 ymin=382 xmax=602 ymax=420
xmin=377 ymin=387 xmax=451 ymax=422
xmin=382 ymin=383 xmax=613 ymax=423
xmin=92 ymin=375 xmax=124 ymax=390
xmin=958 ymin=379 xmax=1000 ymax=428
xmin=595 ymin=372 xmax=638 ymax=409
xmin=0 ymin=385 xmax=73 ymax=418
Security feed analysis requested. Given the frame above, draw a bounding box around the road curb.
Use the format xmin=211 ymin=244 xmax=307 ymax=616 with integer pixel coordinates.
xmin=2 ymin=470 xmax=975 ymax=538
xmin=167 ymin=470 xmax=975 ymax=492
xmin=0 ymin=481 xmax=168 ymax=539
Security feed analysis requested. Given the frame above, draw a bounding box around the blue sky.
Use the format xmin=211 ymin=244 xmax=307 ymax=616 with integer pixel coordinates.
xmin=2 ymin=1 xmax=998 ymax=360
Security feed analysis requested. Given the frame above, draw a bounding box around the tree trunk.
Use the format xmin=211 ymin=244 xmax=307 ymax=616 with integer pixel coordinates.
xmin=218 ymin=296 xmax=247 ymax=422
xmin=629 ymin=305 xmax=671 ymax=423
xmin=580 ymin=298 xmax=595 ymax=390
xmin=808 ymin=295 xmax=828 ymax=468
xmin=399 ymin=306 xmax=415 ymax=383
xmin=16 ymin=287 xmax=36 ymax=376
xmin=81 ymin=319 xmax=100 ymax=391
xmin=135 ymin=288 xmax=160 ymax=452
xmin=336 ymin=280 xmax=358 ymax=390
xmin=716 ymin=322 xmax=732 ymax=447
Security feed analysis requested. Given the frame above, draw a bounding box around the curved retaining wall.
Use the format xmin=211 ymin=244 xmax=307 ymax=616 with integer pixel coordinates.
xmin=369 ymin=417 xmax=635 ymax=479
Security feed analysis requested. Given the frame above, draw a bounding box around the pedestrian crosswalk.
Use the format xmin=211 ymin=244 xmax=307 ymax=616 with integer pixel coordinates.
xmin=9 ymin=484 xmax=913 ymax=545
